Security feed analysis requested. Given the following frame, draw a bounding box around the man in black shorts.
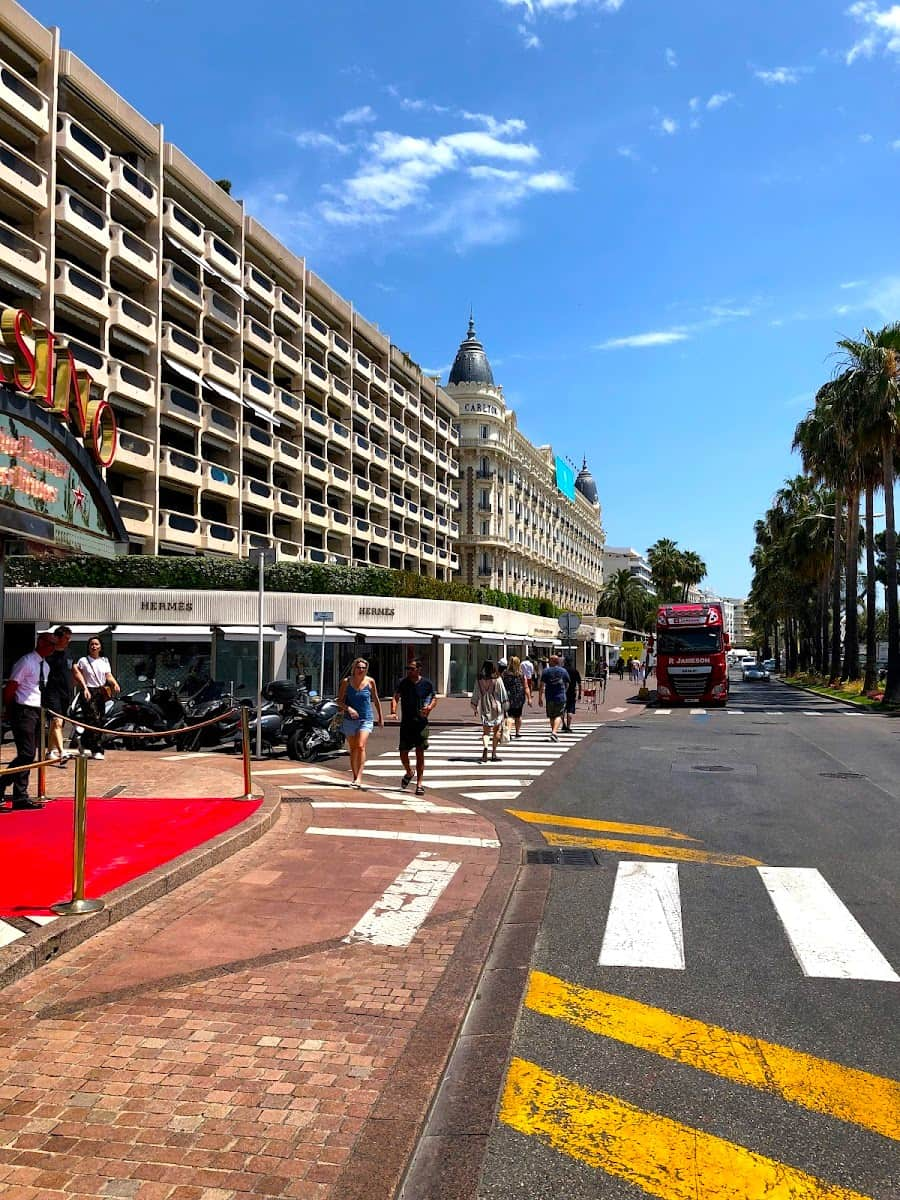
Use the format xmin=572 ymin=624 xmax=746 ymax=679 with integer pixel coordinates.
xmin=389 ymin=659 xmax=436 ymax=797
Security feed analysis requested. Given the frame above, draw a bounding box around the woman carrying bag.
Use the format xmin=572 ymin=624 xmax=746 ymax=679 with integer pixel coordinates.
xmin=502 ymin=656 xmax=528 ymax=740
xmin=471 ymin=660 xmax=508 ymax=764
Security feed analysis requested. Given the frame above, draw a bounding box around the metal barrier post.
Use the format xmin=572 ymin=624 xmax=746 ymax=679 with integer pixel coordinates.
xmin=52 ymin=755 xmax=104 ymax=915
xmin=235 ymin=705 xmax=262 ymax=801
xmin=37 ymin=707 xmax=49 ymax=802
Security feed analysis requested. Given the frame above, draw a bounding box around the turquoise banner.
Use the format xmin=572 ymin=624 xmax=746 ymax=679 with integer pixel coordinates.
xmin=555 ymin=456 xmax=575 ymax=502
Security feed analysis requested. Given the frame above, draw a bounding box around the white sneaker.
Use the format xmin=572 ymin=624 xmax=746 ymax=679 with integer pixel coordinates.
xmin=48 ymin=749 xmax=60 ymax=760
xmin=80 ymin=748 xmax=92 ymax=757
xmin=92 ymin=751 xmax=105 ymax=760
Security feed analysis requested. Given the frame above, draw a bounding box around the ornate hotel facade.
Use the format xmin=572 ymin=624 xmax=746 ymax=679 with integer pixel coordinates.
xmin=446 ymin=319 xmax=605 ymax=614
xmin=0 ymin=0 xmax=460 ymax=579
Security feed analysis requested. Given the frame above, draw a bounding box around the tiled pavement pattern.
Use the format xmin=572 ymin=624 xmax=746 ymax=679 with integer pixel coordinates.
xmin=0 ymin=798 xmax=500 ymax=1199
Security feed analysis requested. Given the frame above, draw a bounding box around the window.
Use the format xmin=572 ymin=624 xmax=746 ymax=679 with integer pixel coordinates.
xmin=481 ymin=520 xmax=489 ymax=535
xmin=481 ymin=425 xmax=489 ymax=438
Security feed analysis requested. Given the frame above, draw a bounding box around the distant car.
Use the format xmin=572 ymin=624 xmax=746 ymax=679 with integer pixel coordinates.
xmin=742 ymin=662 xmax=770 ymax=681
xmin=762 ymin=658 xmax=776 ymax=671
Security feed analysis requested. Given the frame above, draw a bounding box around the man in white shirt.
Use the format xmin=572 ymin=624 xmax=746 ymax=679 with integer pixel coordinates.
xmin=1 ymin=631 xmax=56 ymax=810
xmin=520 ymin=656 xmax=535 ymax=706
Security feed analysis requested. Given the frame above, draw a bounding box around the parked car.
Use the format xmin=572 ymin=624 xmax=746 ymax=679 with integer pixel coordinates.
xmin=742 ymin=661 xmax=770 ymax=681
xmin=761 ymin=658 xmax=776 ymax=672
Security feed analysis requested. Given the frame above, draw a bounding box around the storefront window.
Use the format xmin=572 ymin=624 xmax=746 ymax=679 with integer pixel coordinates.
xmin=214 ymin=635 xmax=271 ymax=693
xmin=112 ymin=642 xmax=211 ymax=696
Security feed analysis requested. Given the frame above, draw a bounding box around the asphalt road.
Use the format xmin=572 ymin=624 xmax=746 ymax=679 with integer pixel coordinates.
xmin=477 ymin=674 xmax=900 ymax=1200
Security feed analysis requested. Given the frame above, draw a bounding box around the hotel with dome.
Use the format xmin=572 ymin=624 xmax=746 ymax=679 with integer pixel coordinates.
xmin=446 ymin=318 xmax=605 ymax=615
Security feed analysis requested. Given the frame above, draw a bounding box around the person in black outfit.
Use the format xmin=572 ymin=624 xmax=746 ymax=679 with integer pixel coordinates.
xmin=389 ymin=659 xmax=436 ymax=796
xmin=44 ymin=624 xmax=77 ymax=765
xmin=563 ymin=657 xmax=582 ymax=732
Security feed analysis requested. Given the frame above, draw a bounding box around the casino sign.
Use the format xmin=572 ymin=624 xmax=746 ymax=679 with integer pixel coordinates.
xmin=0 ymin=306 xmax=126 ymax=559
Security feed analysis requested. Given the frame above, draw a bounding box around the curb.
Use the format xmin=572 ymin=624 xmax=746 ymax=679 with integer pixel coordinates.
xmin=0 ymin=786 xmax=282 ymax=992
xmin=779 ymin=677 xmax=892 ymax=712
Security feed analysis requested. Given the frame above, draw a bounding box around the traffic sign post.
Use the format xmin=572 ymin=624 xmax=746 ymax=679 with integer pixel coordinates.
xmin=313 ymin=610 xmax=334 ymax=697
xmin=558 ymin=612 xmax=581 ymax=670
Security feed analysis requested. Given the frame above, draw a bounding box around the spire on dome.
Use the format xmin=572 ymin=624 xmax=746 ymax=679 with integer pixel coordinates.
xmin=448 ymin=311 xmax=495 ymax=387
xmin=575 ymin=458 xmax=599 ymax=506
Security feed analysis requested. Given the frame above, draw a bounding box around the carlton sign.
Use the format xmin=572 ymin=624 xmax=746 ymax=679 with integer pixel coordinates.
xmin=0 ymin=307 xmax=117 ymax=467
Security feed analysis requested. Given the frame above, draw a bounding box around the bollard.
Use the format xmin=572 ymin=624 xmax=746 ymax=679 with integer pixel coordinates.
xmin=235 ymin=705 xmax=262 ymax=801
xmin=37 ymin=707 xmax=49 ymax=802
xmin=52 ymin=755 xmax=104 ymax=915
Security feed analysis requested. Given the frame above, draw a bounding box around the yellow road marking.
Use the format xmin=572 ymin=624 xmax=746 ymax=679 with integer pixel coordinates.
xmin=506 ymin=808 xmax=700 ymax=842
xmin=525 ymin=971 xmax=900 ymax=1142
xmin=500 ymin=1057 xmax=875 ymax=1200
xmin=541 ymin=830 xmax=762 ymax=867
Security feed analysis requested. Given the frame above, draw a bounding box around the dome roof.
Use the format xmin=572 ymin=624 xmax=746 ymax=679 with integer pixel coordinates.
xmin=448 ymin=315 xmax=494 ymax=386
xmin=575 ymin=458 xmax=598 ymax=505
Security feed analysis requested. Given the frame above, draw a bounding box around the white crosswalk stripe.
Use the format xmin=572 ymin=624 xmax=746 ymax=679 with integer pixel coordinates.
xmin=0 ymin=913 xmax=57 ymax=945
xmin=594 ymin=862 xmax=897 ymax=981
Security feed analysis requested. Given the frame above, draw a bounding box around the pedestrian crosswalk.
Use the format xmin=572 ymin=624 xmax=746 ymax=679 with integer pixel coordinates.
xmin=593 ymin=861 xmax=897 ymax=981
xmin=649 ymin=707 xmax=868 ymax=718
xmin=363 ymin=719 xmax=604 ymax=802
xmin=0 ymin=913 xmax=57 ymax=946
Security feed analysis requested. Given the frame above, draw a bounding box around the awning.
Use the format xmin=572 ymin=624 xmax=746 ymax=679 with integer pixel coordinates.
xmin=162 ymin=355 xmax=203 ymax=387
xmin=450 ymin=629 xmax=500 ymax=640
xmin=39 ymin=624 xmax=111 ymax=636
xmin=112 ymin=624 xmax=211 ymax=642
xmin=343 ymin=627 xmax=432 ymax=644
xmin=202 ymin=377 xmax=241 ymax=405
xmin=0 ymin=267 xmax=41 ymax=300
xmin=164 ymin=233 xmax=206 ymax=272
xmin=290 ymin=625 xmax=356 ymax=643
xmin=530 ymin=636 xmax=564 ymax=647
xmin=217 ymin=625 xmax=280 ymax=642
xmin=413 ymin=628 xmax=472 ymax=643
xmin=244 ymin=398 xmax=282 ymax=426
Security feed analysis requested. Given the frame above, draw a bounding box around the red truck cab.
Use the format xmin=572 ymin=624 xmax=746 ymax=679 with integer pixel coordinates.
xmin=653 ymin=603 xmax=730 ymax=706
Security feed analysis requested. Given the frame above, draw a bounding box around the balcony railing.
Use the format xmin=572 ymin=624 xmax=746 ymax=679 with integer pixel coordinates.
xmin=0 ymin=62 xmax=49 ymax=134
xmin=204 ymin=231 xmax=240 ymax=281
xmin=0 ymin=137 xmax=47 ymax=208
xmin=111 ymin=224 xmax=157 ymax=278
xmin=111 ymin=157 xmax=157 ymax=217
xmin=57 ymin=112 xmax=111 ymax=183
xmin=55 ymin=186 xmax=109 ymax=249
xmin=163 ymin=198 xmax=204 ymax=255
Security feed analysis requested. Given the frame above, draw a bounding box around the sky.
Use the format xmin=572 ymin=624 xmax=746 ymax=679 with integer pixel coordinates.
xmin=29 ymin=0 xmax=900 ymax=598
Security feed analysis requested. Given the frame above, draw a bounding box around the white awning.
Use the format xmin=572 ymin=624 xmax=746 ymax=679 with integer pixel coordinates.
xmin=413 ymin=628 xmax=472 ymax=643
xmin=451 ymin=629 xmax=498 ymax=640
xmin=164 ymin=233 xmax=206 ymax=272
xmin=112 ymin=624 xmax=211 ymax=642
xmin=162 ymin=355 xmax=203 ymax=387
xmin=343 ymin=627 xmax=432 ymax=644
xmin=217 ymin=625 xmax=280 ymax=642
xmin=244 ymin=398 xmax=282 ymax=427
xmin=39 ymin=624 xmax=111 ymax=636
xmin=290 ymin=625 xmax=356 ymax=643
xmin=530 ymin=636 xmax=564 ymax=647
xmin=202 ymin=376 xmax=241 ymax=405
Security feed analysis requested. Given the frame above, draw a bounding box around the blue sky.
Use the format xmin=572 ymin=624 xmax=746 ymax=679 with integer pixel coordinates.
xmin=32 ymin=0 xmax=900 ymax=597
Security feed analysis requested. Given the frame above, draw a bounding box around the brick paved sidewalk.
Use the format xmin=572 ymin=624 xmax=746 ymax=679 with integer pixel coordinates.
xmin=0 ymin=761 xmax=517 ymax=1200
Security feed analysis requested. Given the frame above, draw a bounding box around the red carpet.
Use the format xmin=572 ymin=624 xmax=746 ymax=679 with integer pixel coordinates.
xmin=0 ymin=797 xmax=262 ymax=916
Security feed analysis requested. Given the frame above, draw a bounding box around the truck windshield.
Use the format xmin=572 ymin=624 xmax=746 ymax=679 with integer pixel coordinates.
xmin=658 ymin=629 xmax=723 ymax=654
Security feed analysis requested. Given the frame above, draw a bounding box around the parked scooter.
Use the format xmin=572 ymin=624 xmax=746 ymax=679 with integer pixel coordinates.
xmin=176 ymin=682 xmax=251 ymax=751
xmin=282 ymin=695 xmax=344 ymax=761
xmin=102 ymin=677 xmax=189 ymax=749
xmin=231 ymin=680 xmax=310 ymax=757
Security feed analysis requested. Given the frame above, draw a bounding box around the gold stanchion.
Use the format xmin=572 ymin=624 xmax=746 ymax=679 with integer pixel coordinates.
xmin=37 ymin=707 xmax=49 ymax=803
xmin=52 ymin=755 xmax=104 ymax=916
xmin=235 ymin=705 xmax=262 ymax=801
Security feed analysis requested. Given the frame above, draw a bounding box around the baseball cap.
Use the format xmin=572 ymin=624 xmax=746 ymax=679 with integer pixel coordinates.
xmin=497 ymin=657 xmax=508 ymax=668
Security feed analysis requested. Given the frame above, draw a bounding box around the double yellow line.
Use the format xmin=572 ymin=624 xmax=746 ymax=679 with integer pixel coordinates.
xmin=500 ymin=972 xmax=898 ymax=1198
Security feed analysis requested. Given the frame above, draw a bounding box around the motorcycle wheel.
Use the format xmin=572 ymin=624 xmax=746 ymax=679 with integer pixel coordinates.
xmin=287 ymin=729 xmax=318 ymax=762
xmin=125 ymin=724 xmax=156 ymax=749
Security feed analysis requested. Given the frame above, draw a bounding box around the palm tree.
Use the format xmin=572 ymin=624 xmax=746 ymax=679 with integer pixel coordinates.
xmin=837 ymin=325 xmax=900 ymax=704
xmin=678 ymin=550 xmax=707 ymax=601
xmin=597 ymin=569 xmax=651 ymax=628
xmin=647 ymin=539 xmax=681 ymax=603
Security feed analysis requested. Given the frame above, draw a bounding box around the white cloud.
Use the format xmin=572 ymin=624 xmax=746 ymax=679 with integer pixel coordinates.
xmin=688 ymin=97 xmax=701 ymax=112
xmin=707 ymin=91 xmax=734 ymax=110
xmin=337 ymin=105 xmax=376 ymax=126
xmin=617 ymin=145 xmax=639 ymax=160
xmin=839 ymin=279 xmax=866 ymax=288
xmin=754 ymin=66 xmax=801 ymax=84
xmin=859 ymin=131 xmax=874 ymax=142
xmin=295 ymin=131 xmax=350 ymax=153
xmin=892 ymin=138 xmax=900 ymax=149
xmin=665 ymin=47 xmax=678 ymax=68
xmin=846 ymin=2 xmax=900 ymax=64
xmin=597 ymin=329 xmax=689 ymax=350
xmin=497 ymin=0 xmax=625 ymax=47
xmin=659 ymin=116 xmax=679 ymax=135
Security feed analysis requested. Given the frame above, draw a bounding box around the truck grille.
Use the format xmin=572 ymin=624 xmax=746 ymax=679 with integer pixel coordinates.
xmin=672 ymin=675 xmax=709 ymax=700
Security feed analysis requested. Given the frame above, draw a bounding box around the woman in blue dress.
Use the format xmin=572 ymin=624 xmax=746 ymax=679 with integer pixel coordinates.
xmin=338 ymin=657 xmax=384 ymax=789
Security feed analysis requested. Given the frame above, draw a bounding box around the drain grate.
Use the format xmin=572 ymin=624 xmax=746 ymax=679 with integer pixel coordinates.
xmin=692 ymin=765 xmax=735 ymax=773
xmin=525 ymin=848 xmax=599 ymax=866
xmin=819 ymin=772 xmax=865 ymax=780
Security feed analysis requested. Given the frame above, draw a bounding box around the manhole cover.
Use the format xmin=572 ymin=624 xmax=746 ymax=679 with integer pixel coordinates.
xmin=525 ymin=848 xmax=598 ymax=866
xmin=692 ymin=765 xmax=735 ymax=773
xmin=819 ymin=772 xmax=865 ymax=780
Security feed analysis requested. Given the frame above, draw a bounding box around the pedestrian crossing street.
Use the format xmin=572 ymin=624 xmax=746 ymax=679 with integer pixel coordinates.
xmin=362 ymin=717 xmax=603 ymax=802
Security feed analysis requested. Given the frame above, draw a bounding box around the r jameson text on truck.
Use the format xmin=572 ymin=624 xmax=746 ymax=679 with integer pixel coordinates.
xmin=652 ymin=602 xmax=730 ymax=707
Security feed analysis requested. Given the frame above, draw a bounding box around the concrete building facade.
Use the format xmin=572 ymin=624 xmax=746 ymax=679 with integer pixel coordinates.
xmin=445 ymin=318 xmax=604 ymax=615
xmin=601 ymin=546 xmax=652 ymax=589
xmin=0 ymin=1 xmax=460 ymax=578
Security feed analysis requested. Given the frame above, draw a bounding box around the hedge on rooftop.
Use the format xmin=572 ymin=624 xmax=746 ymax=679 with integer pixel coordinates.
xmin=6 ymin=554 xmax=561 ymax=617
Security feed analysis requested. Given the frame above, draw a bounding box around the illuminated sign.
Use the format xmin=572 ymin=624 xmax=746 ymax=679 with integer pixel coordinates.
xmin=555 ymin=456 xmax=575 ymax=502
xmin=0 ymin=307 xmax=118 ymax=467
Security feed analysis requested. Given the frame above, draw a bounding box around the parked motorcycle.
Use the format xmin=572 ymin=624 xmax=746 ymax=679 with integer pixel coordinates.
xmin=231 ymin=680 xmax=310 ymax=757
xmin=282 ymin=696 xmax=344 ymax=761
xmin=102 ymin=677 xmax=190 ymax=749
xmin=176 ymin=682 xmax=251 ymax=751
